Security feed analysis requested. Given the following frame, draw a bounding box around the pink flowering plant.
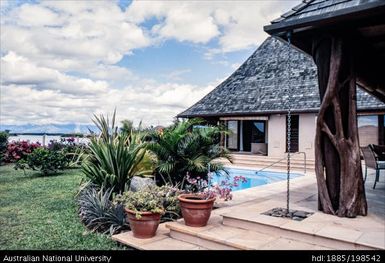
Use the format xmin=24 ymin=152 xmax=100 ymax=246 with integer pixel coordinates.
xmin=4 ymin=141 xmax=41 ymax=163
xmin=184 ymin=171 xmax=247 ymax=201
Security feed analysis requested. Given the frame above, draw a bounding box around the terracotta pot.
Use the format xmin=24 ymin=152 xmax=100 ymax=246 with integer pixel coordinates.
xmin=178 ymin=193 xmax=216 ymax=227
xmin=125 ymin=208 xmax=162 ymax=239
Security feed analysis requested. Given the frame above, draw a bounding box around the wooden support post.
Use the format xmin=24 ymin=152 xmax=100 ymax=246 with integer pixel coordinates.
xmin=312 ymin=35 xmax=367 ymax=217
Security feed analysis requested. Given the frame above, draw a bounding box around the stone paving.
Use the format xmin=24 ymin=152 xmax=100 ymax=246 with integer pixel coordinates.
xmin=112 ymin=166 xmax=385 ymax=250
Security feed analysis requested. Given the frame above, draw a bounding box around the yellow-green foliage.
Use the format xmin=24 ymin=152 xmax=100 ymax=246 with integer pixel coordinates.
xmin=114 ymin=185 xmax=181 ymax=220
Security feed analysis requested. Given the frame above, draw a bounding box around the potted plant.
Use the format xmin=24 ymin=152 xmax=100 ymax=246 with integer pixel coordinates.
xmin=178 ymin=191 xmax=216 ymax=227
xmin=178 ymin=172 xmax=246 ymax=227
xmin=114 ymin=187 xmax=164 ymax=239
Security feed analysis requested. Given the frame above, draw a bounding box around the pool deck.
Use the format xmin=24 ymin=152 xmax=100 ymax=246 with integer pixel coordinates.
xmin=112 ymin=167 xmax=385 ymax=250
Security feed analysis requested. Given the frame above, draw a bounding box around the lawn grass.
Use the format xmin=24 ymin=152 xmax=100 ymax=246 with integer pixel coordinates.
xmin=0 ymin=165 xmax=124 ymax=250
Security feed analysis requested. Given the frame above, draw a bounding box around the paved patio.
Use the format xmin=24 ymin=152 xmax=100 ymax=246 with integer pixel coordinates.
xmin=112 ymin=166 xmax=385 ymax=250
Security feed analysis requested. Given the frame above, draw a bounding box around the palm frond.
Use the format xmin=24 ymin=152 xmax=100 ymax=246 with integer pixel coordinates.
xmin=148 ymin=118 xmax=229 ymax=188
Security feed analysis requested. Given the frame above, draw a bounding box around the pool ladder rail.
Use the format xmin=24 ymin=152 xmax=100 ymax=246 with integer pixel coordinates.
xmin=255 ymin=152 xmax=307 ymax=175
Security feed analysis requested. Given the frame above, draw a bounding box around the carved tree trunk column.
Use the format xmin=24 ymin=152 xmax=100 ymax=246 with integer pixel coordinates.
xmin=312 ymin=35 xmax=367 ymax=217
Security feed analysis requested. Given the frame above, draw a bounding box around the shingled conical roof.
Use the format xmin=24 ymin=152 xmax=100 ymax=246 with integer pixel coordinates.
xmin=178 ymin=37 xmax=385 ymax=118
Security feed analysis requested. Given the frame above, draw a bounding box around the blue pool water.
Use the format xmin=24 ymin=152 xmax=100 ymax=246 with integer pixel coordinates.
xmin=210 ymin=168 xmax=303 ymax=191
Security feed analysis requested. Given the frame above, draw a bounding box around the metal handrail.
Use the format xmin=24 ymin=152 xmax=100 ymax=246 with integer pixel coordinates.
xmin=255 ymin=151 xmax=307 ymax=174
xmin=255 ymin=156 xmax=287 ymax=174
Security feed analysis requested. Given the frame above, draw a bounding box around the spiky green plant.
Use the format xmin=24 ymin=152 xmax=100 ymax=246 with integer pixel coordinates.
xmin=148 ymin=118 xmax=232 ymax=187
xmin=81 ymin=110 xmax=155 ymax=193
xmin=77 ymin=183 xmax=128 ymax=235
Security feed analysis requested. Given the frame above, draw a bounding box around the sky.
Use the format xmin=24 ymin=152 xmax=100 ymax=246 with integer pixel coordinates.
xmin=0 ymin=0 xmax=297 ymax=129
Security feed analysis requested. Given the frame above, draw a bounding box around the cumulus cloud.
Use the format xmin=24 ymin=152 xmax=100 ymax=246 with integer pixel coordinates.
xmin=151 ymin=4 xmax=220 ymax=44
xmin=1 ymin=52 xmax=108 ymax=95
xmin=0 ymin=49 xmax=214 ymax=125
xmin=0 ymin=48 xmax=215 ymax=126
xmin=0 ymin=0 xmax=295 ymax=127
xmin=14 ymin=3 xmax=64 ymax=27
xmin=0 ymin=81 xmax=216 ymax=126
xmin=1 ymin=1 xmax=151 ymax=71
xmin=126 ymin=1 xmax=295 ymax=53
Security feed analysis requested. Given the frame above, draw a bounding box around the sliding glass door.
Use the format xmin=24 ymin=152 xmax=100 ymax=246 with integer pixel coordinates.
xmin=226 ymin=119 xmax=267 ymax=153
xmin=227 ymin=120 xmax=238 ymax=150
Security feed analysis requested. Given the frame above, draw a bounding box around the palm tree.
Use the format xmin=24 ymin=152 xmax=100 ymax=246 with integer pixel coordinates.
xmin=148 ymin=118 xmax=232 ymax=187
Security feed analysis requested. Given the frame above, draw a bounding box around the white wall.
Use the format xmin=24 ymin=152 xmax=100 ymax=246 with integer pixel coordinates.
xmin=267 ymin=113 xmax=316 ymax=159
xmin=298 ymin=113 xmax=316 ymax=159
xmin=267 ymin=114 xmax=286 ymax=157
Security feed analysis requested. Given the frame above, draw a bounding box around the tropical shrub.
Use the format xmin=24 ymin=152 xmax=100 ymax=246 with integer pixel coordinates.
xmin=148 ymin=118 xmax=232 ymax=187
xmin=0 ymin=131 xmax=9 ymax=165
xmin=14 ymin=147 xmax=68 ymax=176
xmin=4 ymin=140 xmax=41 ymax=163
xmin=48 ymin=138 xmax=87 ymax=167
xmin=47 ymin=139 xmax=67 ymax=152
xmin=81 ymin=111 xmax=155 ymax=194
xmin=120 ymin=119 xmax=134 ymax=136
xmin=77 ymin=183 xmax=128 ymax=235
xmin=48 ymin=137 xmax=78 ymax=151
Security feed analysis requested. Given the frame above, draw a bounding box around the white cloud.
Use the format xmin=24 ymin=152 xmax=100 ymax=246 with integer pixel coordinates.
xmin=0 ymin=49 xmax=216 ymax=126
xmin=0 ymin=0 xmax=296 ymax=127
xmin=126 ymin=1 xmax=295 ymax=53
xmin=15 ymin=3 xmax=64 ymax=27
xmin=151 ymin=4 xmax=220 ymax=44
xmin=1 ymin=52 xmax=108 ymax=95
xmin=2 ymin=1 xmax=296 ymax=64
xmin=0 ymin=80 xmax=216 ymax=126
xmin=1 ymin=1 xmax=151 ymax=71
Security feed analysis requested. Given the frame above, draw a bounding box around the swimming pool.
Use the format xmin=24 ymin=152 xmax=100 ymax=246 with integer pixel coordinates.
xmin=210 ymin=167 xmax=303 ymax=191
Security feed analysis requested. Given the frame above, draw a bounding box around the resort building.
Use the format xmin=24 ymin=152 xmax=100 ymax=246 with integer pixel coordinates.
xmin=178 ymin=37 xmax=385 ymax=159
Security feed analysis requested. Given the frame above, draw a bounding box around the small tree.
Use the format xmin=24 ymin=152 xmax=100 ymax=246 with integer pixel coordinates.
xmin=0 ymin=131 xmax=9 ymax=165
xmin=120 ymin=120 xmax=134 ymax=135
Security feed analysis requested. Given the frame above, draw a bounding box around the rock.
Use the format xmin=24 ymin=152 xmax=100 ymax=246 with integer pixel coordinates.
xmin=293 ymin=211 xmax=309 ymax=218
xmin=129 ymin=176 xmax=155 ymax=192
xmin=263 ymin=207 xmax=313 ymax=221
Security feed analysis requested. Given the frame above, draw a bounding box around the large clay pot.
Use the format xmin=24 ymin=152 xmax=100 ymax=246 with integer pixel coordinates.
xmin=178 ymin=194 xmax=216 ymax=227
xmin=125 ymin=208 xmax=161 ymax=239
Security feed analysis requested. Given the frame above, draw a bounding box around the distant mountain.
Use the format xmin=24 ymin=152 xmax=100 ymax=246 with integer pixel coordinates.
xmin=0 ymin=123 xmax=98 ymax=134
